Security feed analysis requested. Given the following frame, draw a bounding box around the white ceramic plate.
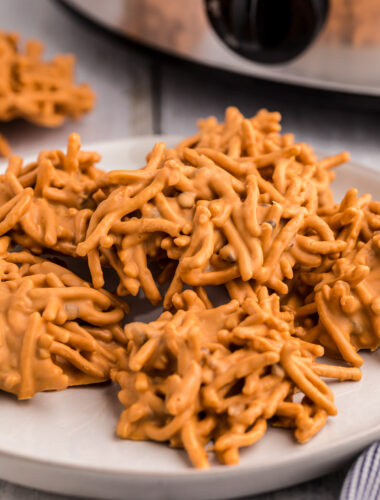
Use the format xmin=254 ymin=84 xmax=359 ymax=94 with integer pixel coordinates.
xmin=1 ymin=136 xmax=380 ymax=500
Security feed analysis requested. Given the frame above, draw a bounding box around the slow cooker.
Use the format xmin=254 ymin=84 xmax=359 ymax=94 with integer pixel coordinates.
xmin=63 ymin=0 xmax=380 ymax=96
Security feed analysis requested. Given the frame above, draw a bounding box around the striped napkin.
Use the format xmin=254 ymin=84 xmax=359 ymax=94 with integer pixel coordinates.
xmin=340 ymin=442 xmax=380 ymax=500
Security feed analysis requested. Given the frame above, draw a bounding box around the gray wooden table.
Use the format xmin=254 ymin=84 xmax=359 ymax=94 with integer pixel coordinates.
xmin=0 ymin=0 xmax=378 ymax=498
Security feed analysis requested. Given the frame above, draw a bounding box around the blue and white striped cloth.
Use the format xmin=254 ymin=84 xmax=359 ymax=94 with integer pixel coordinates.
xmin=340 ymin=442 xmax=380 ymax=500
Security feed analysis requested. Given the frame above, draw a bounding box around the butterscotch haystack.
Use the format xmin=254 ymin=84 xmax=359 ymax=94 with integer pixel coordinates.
xmin=0 ymin=240 xmax=128 ymax=399
xmin=291 ymin=188 xmax=380 ymax=367
xmin=294 ymin=236 xmax=380 ymax=368
xmin=0 ymin=132 xmax=102 ymax=255
xmin=0 ymin=31 xmax=95 ymax=127
xmin=113 ymin=289 xmax=360 ymax=468
xmin=76 ymin=108 xmax=349 ymax=307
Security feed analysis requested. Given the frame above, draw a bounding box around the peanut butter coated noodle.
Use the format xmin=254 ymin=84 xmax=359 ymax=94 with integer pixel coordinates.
xmin=0 ymin=106 xmax=377 ymax=467
xmin=0 ymin=134 xmax=11 ymax=158
xmin=0 ymin=31 xmax=94 ymax=126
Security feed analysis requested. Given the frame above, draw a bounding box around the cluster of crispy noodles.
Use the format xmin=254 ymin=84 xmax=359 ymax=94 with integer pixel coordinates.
xmin=291 ymin=188 xmax=380 ymax=368
xmin=114 ymin=288 xmax=360 ymax=468
xmin=75 ymin=107 xmax=349 ymax=308
xmin=0 ymin=237 xmax=128 ymax=399
xmin=0 ymin=31 xmax=94 ymax=127
xmin=0 ymin=132 xmax=103 ymax=255
xmin=0 ymin=106 xmax=378 ymax=467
